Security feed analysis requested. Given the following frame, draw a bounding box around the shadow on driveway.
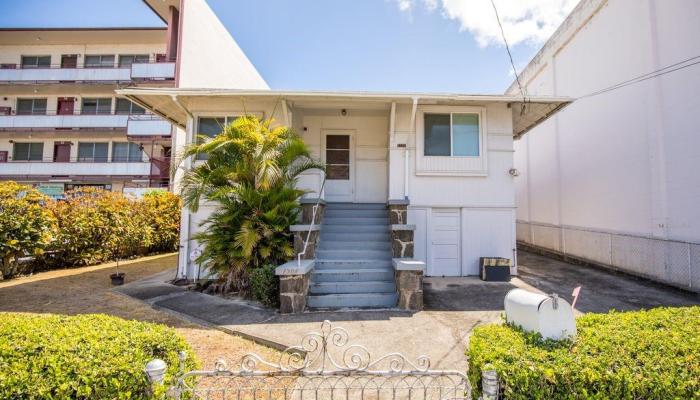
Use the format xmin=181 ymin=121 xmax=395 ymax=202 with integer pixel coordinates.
xmin=424 ymin=250 xmax=699 ymax=313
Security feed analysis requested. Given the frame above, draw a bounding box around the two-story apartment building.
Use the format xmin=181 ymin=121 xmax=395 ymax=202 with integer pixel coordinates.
xmin=0 ymin=26 xmax=177 ymax=195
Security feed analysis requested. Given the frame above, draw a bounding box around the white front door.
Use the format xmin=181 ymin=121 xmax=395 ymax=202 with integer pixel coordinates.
xmin=323 ymin=132 xmax=354 ymax=202
xmin=429 ymin=208 xmax=461 ymax=276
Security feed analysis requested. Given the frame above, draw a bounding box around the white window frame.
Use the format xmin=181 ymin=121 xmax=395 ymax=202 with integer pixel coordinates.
xmin=84 ymin=54 xmax=115 ymax=68
xmin=423 ymin=112 xmax=482 ymax=157
xmin=77 ymin=142 xmax=110 ymax=162
xmin=416 ymin=105 xmax=488 ymax=176
xmin=16 ymin=98 xmax=48 ymax=115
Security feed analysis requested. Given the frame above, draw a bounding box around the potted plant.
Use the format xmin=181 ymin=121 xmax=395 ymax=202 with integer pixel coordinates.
xmin=110 ymin=269 xmax=125 ymax=285
xmin=109 ymin=227 xmax=127 ymax=286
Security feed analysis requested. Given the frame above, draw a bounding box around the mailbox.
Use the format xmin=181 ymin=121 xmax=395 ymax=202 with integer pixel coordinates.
xmin=504 ymin=288 xmax=576 ymax=340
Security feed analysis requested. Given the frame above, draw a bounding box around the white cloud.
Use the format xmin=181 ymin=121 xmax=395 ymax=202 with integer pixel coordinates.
xmin=393 ymin=0 xmax=579 ymax=47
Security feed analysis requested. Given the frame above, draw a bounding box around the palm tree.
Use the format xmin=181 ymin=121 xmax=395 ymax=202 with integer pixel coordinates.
xmin=176 ymin=116 xmax=324 ymax=293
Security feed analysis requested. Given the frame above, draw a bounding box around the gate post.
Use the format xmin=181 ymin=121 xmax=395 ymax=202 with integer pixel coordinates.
xmin=481 ymin=367 xmax=499 ymax=399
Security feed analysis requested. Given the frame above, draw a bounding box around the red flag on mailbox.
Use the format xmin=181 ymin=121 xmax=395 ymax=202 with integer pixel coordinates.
xmin=571 ymin=286 xmax=582 ymax=309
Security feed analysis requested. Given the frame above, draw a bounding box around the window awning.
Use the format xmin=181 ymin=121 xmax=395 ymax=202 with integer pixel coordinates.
xmin=116 ymin=88 xmax=572 ymax=138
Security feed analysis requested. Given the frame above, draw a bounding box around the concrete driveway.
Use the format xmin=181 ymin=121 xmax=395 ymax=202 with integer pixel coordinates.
xmin=118 ymin=250 xmax=699 ymax=371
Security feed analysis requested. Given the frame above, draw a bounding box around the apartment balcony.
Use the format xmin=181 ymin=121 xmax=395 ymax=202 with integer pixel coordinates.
xmin=127 ymin=115 xmax=173 ymax=138
xmin=0 ymin=62 xmax=175 ymax=84
xmin=0 ymin=112 xmax=171 ymax=134
xmin=0 ymin=111 xmax=129 ymax=131
xmin=0 ymin=160 xmax=152 ymax=177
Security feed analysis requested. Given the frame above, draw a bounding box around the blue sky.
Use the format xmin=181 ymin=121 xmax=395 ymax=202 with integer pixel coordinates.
xmin=0 ymin=0 xmax=576 ymax=93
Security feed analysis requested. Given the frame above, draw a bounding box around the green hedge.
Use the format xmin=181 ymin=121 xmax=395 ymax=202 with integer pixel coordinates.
xmin=0 ymin=313 xmax=196 ymax=400
xmin=0 ymin=182 xmax=181 ymax=279
xmin=249 ymin=264 xmax=280 ymax=307
xmin=468 ymin=306 xmax=700 ymax=399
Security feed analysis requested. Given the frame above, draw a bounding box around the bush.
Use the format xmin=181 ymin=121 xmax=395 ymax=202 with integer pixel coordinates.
xmin=0 ymin=182 xmax=57 ymax=279
xmin=47 ymin=188 xmax=154 ymax=266
xmin=178 ymin=116 xmax=323 ymax=293
xmin=142 ymin=191 xmax=182 ymax=253
xmin=250 ymin=264 xmax=280 ymax=307
xmin=468 ymin=306 xmax=700 ymax=399
xmin=0 ymin=313 xmax=197 ymax=400
xmin=0 ymin=181 xmax=181 ymax=279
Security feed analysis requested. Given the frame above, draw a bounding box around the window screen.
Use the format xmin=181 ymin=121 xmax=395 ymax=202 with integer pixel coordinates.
xmin=78 ymin=143 xmax=109 ymax=162
xmin=452 ymin=114 xmax=480 ymax=156
xmin=21 ymin=55 xmax=50 ymax=68
xmin=424 ymin=114 xmax=451 ymax=156
xmin=424 ymin=113 xmax=480 ymax=157
xmin=85 ymin=55 xmax=115 ymax=68
xmin=115 ymin=98 xmax=145 ymax=114
xmin=196 ymin=117 xmax=231 ymax=160
xmin=118 ymin=54 xmax=149 ymax=67
xmin=16 ymin=99 xmax=47 ymax=115
xmin=112 ymin=142 xmax=143 ymax=162
xmin=13 ymin=142 xmax=44 ymax=161
xmin=81 ymin=98 xmax=112 ymax=115
xmin=326 ymin=135 xmax=350 ymax=180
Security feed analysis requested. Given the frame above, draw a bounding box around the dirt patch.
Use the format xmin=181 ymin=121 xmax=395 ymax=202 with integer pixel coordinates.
xmin=0 ymin=254 xmax=279 ymax=369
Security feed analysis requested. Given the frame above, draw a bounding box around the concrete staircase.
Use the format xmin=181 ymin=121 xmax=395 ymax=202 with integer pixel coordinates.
xmin=307 ymin=202 xmax=398 ymax=309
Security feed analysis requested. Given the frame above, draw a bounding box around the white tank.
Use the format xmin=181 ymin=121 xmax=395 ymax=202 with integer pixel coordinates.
xmin=504 ymin=289 xmax=577 ymax=340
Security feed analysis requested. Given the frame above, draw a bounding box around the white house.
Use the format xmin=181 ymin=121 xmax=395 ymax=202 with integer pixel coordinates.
xmin=507 ymin=0 xmax=700 ymax=292
xmin=119 ymin=87 xmax=569 ymax=308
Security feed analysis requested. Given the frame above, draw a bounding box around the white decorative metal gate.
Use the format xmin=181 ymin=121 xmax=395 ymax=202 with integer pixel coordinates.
xmin=159 ymin=320 xmax=472 ymax=400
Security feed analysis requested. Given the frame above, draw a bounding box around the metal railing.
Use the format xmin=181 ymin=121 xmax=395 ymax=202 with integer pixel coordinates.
xmin=296 ymin=175 xmax=326 ymax=267
xmin=3 ymin=157 xmax=147 ymax=163
xmin=145 ymin=320 xmax=473 ymax=400
xmin=1 ymin=59 xmax=176 ymax=70
xmin=5 ymin=110 xmax=152 ymax=116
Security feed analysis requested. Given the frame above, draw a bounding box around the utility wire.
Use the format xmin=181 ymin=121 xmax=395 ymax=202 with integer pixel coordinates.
xmin=490 ymin=0 xmax=526 ymax=103
xmin=577 ymin=55 xmax=700 ymax=100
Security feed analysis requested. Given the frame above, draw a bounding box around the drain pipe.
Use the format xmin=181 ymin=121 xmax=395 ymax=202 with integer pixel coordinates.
xmin=406 ymin=97 xmax=419 ymax=200
xmin=171 ymin=95 xmax=196 ymax=281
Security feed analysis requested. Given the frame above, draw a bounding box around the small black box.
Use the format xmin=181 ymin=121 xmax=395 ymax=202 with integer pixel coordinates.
xmin=479 ymin=257 xmax=512 ymax=282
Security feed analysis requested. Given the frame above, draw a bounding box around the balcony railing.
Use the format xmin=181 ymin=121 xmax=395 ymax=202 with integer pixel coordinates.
xmin=0 ymin=111 xmax=171 ymax=134
xmin=0 ymin=159 xmax=152 ymax=176
xmin=0 ymin=61 xmax=176 ymax=83
xmin=0 ymin=110 xmax=129 ymax=130
xmin=127 ymin=115 xmax=173 ymax=137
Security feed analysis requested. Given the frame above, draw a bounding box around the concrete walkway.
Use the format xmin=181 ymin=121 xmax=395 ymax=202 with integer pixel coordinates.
xmin=116 ymin=250 xmax=699 ymax=371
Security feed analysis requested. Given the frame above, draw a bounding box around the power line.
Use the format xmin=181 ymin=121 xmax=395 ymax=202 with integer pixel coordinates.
xmin=490 ymin=0 xmax=526 ymax=102
xmin=578 ymin=55 xmax=700 ymax=100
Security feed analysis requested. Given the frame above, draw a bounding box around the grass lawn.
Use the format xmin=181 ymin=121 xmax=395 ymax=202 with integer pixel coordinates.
xmin=0 ymin=254 xmax=279 ymax=369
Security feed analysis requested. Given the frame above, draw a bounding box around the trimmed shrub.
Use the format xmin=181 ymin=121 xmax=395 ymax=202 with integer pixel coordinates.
xmin=0 ymin=182 xmax=181 ymax=279
xmin=47 ymin=188 xmax=154 ymax=266
xmin=250 ymin=264 xmax=280 ymax=307
xmin=0 ymin=313 xmax=197 ymax=400
xmin=468 ymin=306 xmax=700 ymax=399
xmin=0 ymin=182 xmax=57 ymax=279
xmin=142 ymin=191 xmax=182 ymax=253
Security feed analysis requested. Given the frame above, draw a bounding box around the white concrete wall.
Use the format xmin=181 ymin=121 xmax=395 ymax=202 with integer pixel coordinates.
xmin=510 ymin=0 xmax=700 ymax=291
xmin=177 ymin=0 xmax=268 ymax=89
xmin=390 ymin=101 xmax=517 ymax=276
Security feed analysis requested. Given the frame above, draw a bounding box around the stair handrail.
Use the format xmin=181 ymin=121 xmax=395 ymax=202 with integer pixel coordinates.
xmin=297 ymin=175 xmax=327 ymax=267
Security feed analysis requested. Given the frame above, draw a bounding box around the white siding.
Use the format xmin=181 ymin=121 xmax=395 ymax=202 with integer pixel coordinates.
xmin=177 ymin=0 xmax=268 ymax=89
xmin=511 ymin=0 xmax=700 ymax=291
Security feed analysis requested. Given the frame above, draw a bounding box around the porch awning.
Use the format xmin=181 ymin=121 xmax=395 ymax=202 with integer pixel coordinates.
xmin=116 ymin=88 xmax=572 ymax=138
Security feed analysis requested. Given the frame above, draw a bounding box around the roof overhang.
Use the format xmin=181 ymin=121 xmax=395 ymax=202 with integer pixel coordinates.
xmin=0 ymin=28 xmax=167 ymax=45
xmin=141 ymin=0 xmax=180 ymax=24
xmin=116 ymin=88 xmax=572 ymax=138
